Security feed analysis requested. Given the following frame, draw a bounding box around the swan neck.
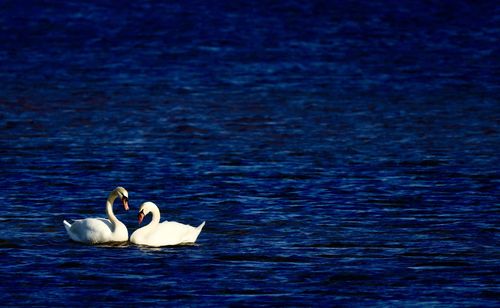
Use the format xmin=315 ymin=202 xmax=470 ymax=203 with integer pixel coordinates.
xmin=141 ymin=206 xmax=161 ymax=235
xmin=151 ymin=206 xmax=161 ymax=225
xmin=106 ymin=190 xmax=119 ymax=226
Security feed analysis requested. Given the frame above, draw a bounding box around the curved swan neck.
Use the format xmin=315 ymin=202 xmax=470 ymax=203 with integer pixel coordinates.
xmin=106 ymin=190 xmax=119 ymax=226
xmin=141 ymin=206 xmax=161 ymax=234
xmin=150 ymin=206 xmax=161 ymax=225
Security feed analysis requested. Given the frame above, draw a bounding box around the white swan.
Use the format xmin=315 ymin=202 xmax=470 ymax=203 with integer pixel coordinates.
xmin=130 ymin=202 xmax=205 ymax=247
xmin=63 ymin=187 xmax=130 ymax=244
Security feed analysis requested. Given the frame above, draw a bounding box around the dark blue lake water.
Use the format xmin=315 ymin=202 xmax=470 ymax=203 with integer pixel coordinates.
xmin=1 ymin=0 xmax=499 ymax=306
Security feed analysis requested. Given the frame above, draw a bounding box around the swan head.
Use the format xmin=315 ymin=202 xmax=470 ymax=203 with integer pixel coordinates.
xmin=137 ymin=201 xmax=157 ymax=225
xmin=114 ymin=187 xmax=130 ymax=211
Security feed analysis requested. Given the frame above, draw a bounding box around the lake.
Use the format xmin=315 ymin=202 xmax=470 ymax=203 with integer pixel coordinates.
xmin=0 ymin=0 xmax=499 ymax=306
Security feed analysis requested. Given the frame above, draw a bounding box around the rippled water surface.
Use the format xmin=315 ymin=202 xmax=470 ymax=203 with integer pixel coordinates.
xmin=0 ymin=1 xmax=499 ymax=306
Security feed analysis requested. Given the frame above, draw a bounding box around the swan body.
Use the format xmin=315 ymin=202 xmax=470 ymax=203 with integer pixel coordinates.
xmin=63 ymin=187 xmax=130 ymax=244
xmin=130 ymin=202 xmax=205 ymax=247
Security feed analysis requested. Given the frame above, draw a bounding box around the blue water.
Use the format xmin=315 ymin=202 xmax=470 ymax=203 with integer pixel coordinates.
xmin=1 ymin=0 xmax=499 ymax=306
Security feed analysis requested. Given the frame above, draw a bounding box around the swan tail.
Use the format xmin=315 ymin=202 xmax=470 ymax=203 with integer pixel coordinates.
xmin=63 ymin=220 xmax=72 ymax=232
xmin=191 ymin=221 xmax=205 ymax=243
xmin=197 ymin=221 xmax=206 ymax=231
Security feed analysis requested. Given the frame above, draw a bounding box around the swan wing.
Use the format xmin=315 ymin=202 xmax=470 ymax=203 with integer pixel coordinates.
xmin=147 ymin=221 xmax=204 ymax=246
xmin=64 ymin=218 xmax=114 ymax=244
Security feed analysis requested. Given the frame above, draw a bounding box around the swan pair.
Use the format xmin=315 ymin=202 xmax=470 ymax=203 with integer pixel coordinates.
xmin=63 ymin=187 xmax=205 ymax=247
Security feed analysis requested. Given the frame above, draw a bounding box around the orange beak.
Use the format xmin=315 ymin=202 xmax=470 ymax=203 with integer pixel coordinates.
xmin=122 ymin=196 xmax=129 ymax=211
xmin=138 ymin=211 xmax=144 ymax=225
